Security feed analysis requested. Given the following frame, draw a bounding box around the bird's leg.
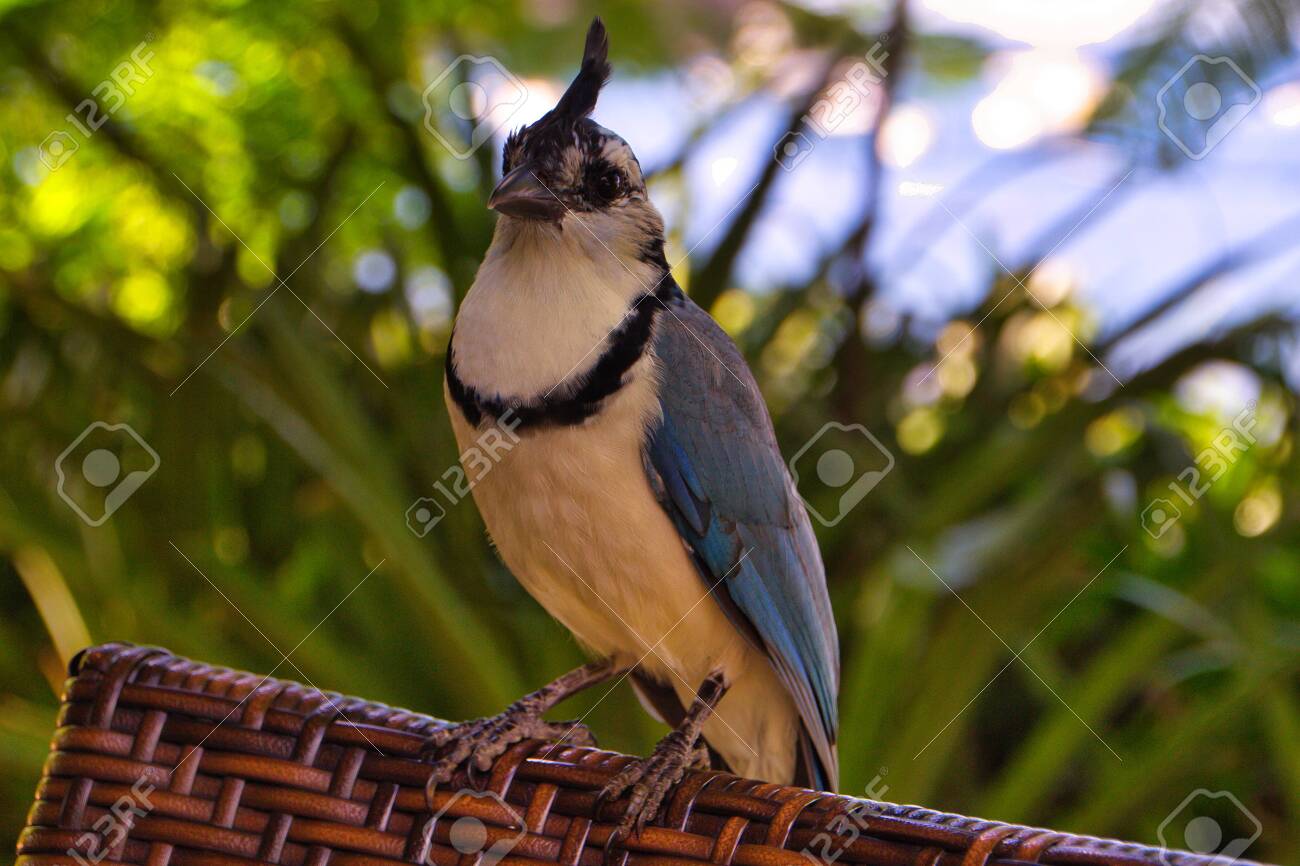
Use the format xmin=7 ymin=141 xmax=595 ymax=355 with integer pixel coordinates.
xmin=599 ymin=671 xmax=728 ymax=850
xmin=423 ymin=659 xmax=625 ymax=791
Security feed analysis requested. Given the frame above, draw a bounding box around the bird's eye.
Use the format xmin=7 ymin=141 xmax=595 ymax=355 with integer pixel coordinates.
xmin=592 ymin=168 xmax=626 ymax=203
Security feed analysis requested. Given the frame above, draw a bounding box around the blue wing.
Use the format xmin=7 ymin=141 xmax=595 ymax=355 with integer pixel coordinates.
xmin=643 ymin=287 xmax=839 ymax=791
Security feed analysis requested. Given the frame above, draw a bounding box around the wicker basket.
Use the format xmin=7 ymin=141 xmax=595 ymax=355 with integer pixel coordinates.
xmin=15 ymin=643 xmax=1262 ymax=866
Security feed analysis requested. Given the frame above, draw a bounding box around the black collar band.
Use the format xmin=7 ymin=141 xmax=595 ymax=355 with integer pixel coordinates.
xmin=446 ymin=276 xmax=680 ymax=431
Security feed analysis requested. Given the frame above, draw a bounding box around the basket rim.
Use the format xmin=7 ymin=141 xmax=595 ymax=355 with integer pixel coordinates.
xmin=15 ymin=642 xmax=1273 ymax=866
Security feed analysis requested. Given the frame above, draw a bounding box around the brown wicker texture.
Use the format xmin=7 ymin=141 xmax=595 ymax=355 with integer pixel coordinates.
xmin=16 ymin=643 xmax=1264 ymax=866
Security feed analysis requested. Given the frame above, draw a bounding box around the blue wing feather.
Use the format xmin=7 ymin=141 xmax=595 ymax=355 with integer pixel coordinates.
xmin=643 ymin=289 xmax=839 ymax=791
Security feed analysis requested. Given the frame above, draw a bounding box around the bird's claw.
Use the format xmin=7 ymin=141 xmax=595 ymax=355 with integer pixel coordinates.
xmin=423 ymin=706 xmax=596 ymax=803
xmin=598 ymin=733 xmax=710 ymax=862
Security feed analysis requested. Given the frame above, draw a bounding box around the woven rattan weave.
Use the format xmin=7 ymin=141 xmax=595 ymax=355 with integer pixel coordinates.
xmin=16 ymin=643 xmax=1263 ymax=866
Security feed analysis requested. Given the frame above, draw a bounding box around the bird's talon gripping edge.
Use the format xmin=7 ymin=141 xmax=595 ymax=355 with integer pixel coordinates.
xmin=422 ymin=706 xmax=596 ymax=804
xmin=420 ymin=662 xmax=622 ymax=808
xmin=598 ymin=736 xmax=712 ymax=860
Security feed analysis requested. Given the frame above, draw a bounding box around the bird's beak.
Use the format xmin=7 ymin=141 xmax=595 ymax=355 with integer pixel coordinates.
xmin=488 ymin=165 xmax=567 ymax=220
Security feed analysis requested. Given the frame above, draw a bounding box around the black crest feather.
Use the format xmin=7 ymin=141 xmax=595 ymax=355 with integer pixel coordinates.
xmin=552 ymin=17 xmax=610 ymax=121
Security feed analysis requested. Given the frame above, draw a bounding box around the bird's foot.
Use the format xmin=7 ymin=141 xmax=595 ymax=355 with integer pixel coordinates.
xmin=597 ymin=731 xmax=711 ymax=857
xmin=423 ymin=702 xmax=595 ymax=795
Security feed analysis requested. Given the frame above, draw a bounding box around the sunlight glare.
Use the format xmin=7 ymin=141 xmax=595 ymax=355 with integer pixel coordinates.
xmin=922 ymin=0 xmax=1159 ymax=48
xmin=972 ymin=50 xmax=1103 ymax=150
xmin=711 ymin=156 xmax=739 ymax=187
xmin=880 ymin=105 xmax=934 ymax=168
xmin=1266 ymin=82 xmax=1300 ymax=127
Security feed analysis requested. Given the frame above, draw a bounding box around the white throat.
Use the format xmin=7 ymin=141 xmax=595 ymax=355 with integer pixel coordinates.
xmin=450 ymin=217 xmax=661 ymax=401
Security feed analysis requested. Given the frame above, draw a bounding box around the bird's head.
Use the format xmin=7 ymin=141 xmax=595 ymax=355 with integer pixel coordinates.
xmin=487 ymin=18 xmax=664 ymax=262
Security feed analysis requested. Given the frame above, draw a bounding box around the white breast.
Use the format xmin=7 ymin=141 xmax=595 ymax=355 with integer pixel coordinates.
xmin=451 ymin=217 xmax=660 ymax=400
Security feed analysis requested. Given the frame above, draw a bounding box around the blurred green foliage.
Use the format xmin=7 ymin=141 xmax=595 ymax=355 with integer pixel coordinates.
xmin=1 ymin=1 xmax=1298 ymax=862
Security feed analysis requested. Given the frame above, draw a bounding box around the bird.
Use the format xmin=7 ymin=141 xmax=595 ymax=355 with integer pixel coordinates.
xmin=429 ymin=17 xmax=839 ymax=840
